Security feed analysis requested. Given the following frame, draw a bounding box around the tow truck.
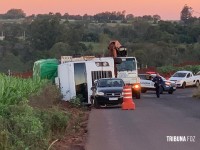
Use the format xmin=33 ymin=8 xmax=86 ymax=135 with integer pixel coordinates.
xmin=108 ymin=41 xmax=141 ymax=99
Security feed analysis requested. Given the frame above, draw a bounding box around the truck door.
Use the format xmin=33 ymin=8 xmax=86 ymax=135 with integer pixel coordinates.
xmin=74 ymin=63 xmax=88 ymax=103
xmin=186 ymin=73 xmax=192 ymax=85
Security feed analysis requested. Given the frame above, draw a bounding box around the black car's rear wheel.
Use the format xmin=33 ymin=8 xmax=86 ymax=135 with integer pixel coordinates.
xmin=168 ymin=90 xmax=173 ymax=94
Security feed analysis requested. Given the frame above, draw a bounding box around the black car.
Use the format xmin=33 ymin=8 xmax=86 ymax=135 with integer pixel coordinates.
xmin=90 ymin=78 xmax=125 ymax=108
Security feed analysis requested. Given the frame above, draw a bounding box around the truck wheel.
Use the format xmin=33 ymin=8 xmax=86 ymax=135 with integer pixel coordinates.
xmin=94 ymin=99 xmax=100 ymax=109
xmin=195 ymin=81 xmax=199 ymax=87
xmin=182 ymin=82 xmax=186 ymax=89
xmin=135 ymin=93 xmax=141 ymax=99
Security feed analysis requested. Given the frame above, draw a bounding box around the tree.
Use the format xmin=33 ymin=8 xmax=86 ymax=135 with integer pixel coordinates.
xmin=4 ymin=9 xmax=26 ymax=19
xmin=29 ymin=15 xmax=61 ymax=50
xmin=99 ymin=34 xmax=110 ymax=56
xmin=49 ymin=42 xmax=71 ymax=58
xmin=180 ymin=5 xmax=193 ymax=24
xmin=0 ymin=52 xmax=27 ymax=72
xmin=126 ymin=14 xmax=134 ymax=20
xmin=63 ymin=13 xmax=69 ymax=19
xmin=55 ymin=12 xmax=62 ymax=19
xmin=153 ymin=15 xmax=161 ymax=23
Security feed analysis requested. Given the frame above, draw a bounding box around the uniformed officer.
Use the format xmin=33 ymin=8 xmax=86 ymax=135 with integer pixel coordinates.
xmin=152 ymin=73 xmax=163 ymax=98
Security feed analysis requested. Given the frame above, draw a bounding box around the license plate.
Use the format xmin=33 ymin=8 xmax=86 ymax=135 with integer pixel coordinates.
xmin=173 ymin=87 xmax=176 ymax=89
xmin=109 ymin=97 xmax=118 ymax=101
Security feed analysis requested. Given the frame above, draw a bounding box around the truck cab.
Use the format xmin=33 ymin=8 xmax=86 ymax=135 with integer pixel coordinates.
xmin=108 ymin=40 xmax=141 ymax=99
xmin=116 ymin=57 xmax=141 ymax=99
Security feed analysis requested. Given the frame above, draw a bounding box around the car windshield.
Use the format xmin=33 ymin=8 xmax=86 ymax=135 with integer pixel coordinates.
xmin=138 ymin=74 xmax=147 ymax=80
xmin=139 ymin=74 xmax=153 ymax=80
xmin=98 ymin=79 xmax=124 ymax=87
xmin=116 ymin=58 xmax=136 ymax=71
xmin=172 ymin=73 xmax=187 ymax=77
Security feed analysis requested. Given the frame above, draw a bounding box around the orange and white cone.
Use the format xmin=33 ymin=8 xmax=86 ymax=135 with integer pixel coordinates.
xmin=122 ymin=85 xmax=135 ymax=110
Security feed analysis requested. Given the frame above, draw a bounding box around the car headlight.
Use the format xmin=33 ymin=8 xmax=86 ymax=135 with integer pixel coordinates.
xmin=165 ymin=81 xmax=171 ymax=86
xmin=96 ymin=92 xmax=104 ymax=96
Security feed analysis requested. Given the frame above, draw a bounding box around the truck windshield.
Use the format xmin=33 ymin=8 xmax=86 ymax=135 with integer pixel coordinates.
xmin=116 ymin=58 xmax=136 ymax=71
xmin=172 ymin=73 xmax=187 ymax=77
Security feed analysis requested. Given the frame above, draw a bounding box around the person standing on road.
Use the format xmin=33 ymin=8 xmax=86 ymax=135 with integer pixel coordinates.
xmin=152 ymin=73 xmax=163 ymax=98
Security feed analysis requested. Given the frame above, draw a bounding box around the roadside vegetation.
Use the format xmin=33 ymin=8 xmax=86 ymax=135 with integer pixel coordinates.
xmin=1 ymin=6 xmax=200 ymax=73
xmin=0 ymin=74 xmax=88 ymax=150
xmin=157 ymin=65 xmax=200 ymax=75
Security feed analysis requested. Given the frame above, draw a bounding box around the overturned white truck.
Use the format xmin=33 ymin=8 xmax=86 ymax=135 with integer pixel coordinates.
xmin=56 ymin=56 xmax=115 ymax=104
xmin=56 ymin=54 xmax=140 ymax=104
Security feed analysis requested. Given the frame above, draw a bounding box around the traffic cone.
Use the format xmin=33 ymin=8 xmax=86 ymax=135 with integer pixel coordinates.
xmin=122 ymin=85 xmax=135 ymax=110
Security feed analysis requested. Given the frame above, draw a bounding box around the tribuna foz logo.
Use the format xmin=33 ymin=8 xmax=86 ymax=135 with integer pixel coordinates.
xmin=166 ymin=136 xmax=195 ymax=142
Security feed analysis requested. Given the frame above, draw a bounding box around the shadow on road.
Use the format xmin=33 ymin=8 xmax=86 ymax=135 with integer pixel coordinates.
xmin=96 ymin=105 xmax=121 ymax=109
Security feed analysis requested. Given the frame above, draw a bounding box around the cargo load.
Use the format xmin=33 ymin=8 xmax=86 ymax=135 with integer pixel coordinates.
xmin=33 ymin=59 xmax=59 ymax=80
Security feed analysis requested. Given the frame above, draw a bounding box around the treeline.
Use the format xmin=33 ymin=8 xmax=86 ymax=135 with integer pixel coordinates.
xmin=0 ymin=8 xmax=200 ymax=73
xmin=0 ymin=9 xmax=160 ymax=22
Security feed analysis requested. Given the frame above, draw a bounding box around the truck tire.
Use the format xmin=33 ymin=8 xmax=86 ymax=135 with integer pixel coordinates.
xmin=195 ymin=81 xmax=199 ymax=87
xmin=135 ymin=93 xmax=141 ymax=99
xmin=182 ymin=82 xmax=186 ymax=89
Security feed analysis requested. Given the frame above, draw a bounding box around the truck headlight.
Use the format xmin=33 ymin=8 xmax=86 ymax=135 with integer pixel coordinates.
xmin=96 ymin=92 xmax=104 ymax=96
xmin=132 ymin=84 xmax=140 ymax=89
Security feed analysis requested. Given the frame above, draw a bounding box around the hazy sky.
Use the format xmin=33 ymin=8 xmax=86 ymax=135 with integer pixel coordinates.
xmin=1 ymin=0 xmax=200 ymax=20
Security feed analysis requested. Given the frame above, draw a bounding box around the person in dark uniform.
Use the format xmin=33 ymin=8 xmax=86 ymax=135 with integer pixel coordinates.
xmin=152 ymin=73 xmax=163 ymax=98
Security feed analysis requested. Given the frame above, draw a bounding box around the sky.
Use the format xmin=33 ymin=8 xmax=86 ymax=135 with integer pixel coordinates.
xmin=0 ymin=0 xmax=200 ymax=20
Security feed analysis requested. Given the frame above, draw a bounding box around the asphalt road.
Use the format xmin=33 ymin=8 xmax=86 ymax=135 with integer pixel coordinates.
xmin=85 ymin=88 xmax=200 ymax=150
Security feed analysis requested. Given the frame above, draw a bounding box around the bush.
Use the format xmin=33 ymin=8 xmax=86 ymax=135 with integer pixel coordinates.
xmin=0 ymin=75 xmax=72 ymax=149
xmin=157 ymin=65 xmax=200 ymax=75
xmin=70 ymin=95 xmax=82 ymax=108
xmin=0 ymin=103 xmax=47 ymax=150
xmin=157 ymin=65 xmax=176 ymax=74
xmin=36 ymin=107 xmax=70 ymax=135
xmin=0 ymin=103 xmax=70 ymax=150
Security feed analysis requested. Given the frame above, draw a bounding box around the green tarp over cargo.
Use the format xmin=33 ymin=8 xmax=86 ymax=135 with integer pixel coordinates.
xmin=33 ymin=59 xmax=59 ymax=80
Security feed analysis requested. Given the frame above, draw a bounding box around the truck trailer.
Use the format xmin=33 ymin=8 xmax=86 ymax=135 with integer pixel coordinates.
xmin=56 ymin=57 xmax=115 ymax=104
